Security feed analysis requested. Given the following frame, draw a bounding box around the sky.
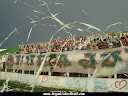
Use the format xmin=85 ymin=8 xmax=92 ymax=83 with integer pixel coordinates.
xmin=1 ymin=0 xmax=128 ymax=49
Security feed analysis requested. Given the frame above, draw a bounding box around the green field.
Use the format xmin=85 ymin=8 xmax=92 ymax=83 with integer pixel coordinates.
xmin=0 ymin=80 xmax=79 ymax=92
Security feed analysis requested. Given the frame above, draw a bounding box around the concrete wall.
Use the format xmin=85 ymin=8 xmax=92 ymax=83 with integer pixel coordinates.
xmin=0 ymin=72 xmax=128 ymax=92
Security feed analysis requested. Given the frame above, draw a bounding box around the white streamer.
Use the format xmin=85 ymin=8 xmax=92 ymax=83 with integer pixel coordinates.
xmin=15 ymin=27 xmax=19 ymax=34
xmin=78 ymin=22 xmax=101 ymax=32
xmin=14 ymin=0 xmax=17 ymax=3
xmin=55 ymin=3 xmax=64 ymax=6
xmin=64 ymin=28 xmax=73 ymax=37
xmin=82 ymin=9 xmax=88 ymax=16
xmin=27 ymin=16 xmax=37 ymax=23
xmin=104 ymin=22 xmax=123 ymax=32
xmin=124 ymin=74 xmax=128 ymax=77
xmin=54 ymin=12 xmax=60 ymax=17
xmin=34 ymin=10 xmax=40 ymax=13
xmin=0 ymin=78 xmax=11 ymax=92
xmin=0 ymin=28 xmax=18 ymax=47
xmin=26 ymin=24 xmax=37 ymax=43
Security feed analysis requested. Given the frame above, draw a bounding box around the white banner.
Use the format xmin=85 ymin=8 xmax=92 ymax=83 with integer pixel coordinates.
xmin=4 ymin=46 xmax=128 ymax=74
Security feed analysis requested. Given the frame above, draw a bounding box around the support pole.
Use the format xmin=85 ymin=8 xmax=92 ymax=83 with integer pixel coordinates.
xmin=114 ymin=74 xmax=117 ymax=78
xmin=48 ymin=71 xmax=51 ymax=76
xmin=88 ymin=74 xmax=91 ymax=77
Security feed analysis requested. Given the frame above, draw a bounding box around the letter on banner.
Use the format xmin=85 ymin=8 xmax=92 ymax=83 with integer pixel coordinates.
xmin=78 ymin=53 xmax=96 ymax=69
xmin=57 ymin=54 xmax=71 ymax=68
xmin=26 ymin=54 xmax=35 ymax=65
xmin=100 ymin=50 xmax=122 ymax=67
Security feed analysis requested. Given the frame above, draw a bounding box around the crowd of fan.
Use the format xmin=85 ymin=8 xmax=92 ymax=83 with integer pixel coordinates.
xmin=19 ymin=31 xmax=128 ymax=54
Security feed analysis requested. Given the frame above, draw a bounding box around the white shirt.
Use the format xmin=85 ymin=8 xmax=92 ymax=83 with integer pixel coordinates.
xmin=120 ymin=33 xmax=122 ymax=38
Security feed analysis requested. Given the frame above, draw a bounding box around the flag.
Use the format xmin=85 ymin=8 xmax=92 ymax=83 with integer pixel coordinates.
xmin=93 ymin=52 xmax=114 ymax=78
xmin=113 ymin=60 xmax=127 ymax=74
xmin=94 ymin=60 xmax=127 ymax=78
xmin=94 ymin=67 xmax=114 ymax=78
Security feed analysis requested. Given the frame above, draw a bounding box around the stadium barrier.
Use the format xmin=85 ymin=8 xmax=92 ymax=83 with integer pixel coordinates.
xmin=0 ymin=72 xmax=128 ymax=92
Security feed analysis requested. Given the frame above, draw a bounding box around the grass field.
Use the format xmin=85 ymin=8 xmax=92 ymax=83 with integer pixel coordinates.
xmin=0 ymin=80 xmax=79 ymax=92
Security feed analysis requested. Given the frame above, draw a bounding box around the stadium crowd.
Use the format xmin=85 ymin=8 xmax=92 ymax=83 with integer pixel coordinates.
xmin=19 ymin=31 xmax=128 ymax=53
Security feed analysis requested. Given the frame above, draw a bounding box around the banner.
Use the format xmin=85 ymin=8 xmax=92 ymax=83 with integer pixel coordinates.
xmin=0 ymin=46 xmax=20 ymax=54
xmin=4 ymin=46 xmax=128 ymax=74
xmin=0 ymin=55 xmax=5 ymax=69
